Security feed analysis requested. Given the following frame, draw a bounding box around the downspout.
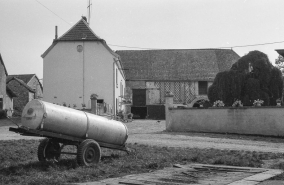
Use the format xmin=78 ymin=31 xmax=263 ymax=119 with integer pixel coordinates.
xmin=113 ymin=58 xmax=119 ymax=116
xmin=83 ymin=42 xmax=85 ymax=105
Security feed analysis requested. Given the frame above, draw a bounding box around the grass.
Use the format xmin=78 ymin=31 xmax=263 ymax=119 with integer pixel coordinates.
xmin=1 ymin=140 xmax=284 ymax=184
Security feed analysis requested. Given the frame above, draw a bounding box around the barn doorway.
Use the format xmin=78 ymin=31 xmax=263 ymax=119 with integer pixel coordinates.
xmin=132 ymin=89 xmax=146 ymax=106
xmin=131 ymin=107 xmax=147 ymax=119
xmin=132 ymin=89 xmax=147 ymax=119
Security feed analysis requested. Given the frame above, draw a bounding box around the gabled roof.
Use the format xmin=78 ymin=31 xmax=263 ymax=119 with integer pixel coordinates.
xmin=41 ymin=17 xmax=119 ymax=59
xmin=0 ymin=54 xmax=8 ymax=76
xmin=58 ymin=17 xmax=102 ymax=41
xmin=116 ymin=49 xmax=240 ymax=81
xmin=7 ymin=74 xmax=34 ymax=84
xmin=7 ymin=74 xmax=43 ymax=91
xmin=276 ymin=49 xmax=284 ymax=57
xmin=7 ymin=77 xmax=35 ymax=93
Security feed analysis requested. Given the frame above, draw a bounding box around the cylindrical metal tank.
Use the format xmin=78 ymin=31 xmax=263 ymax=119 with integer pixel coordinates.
xmin=21 ymin=100 xmax=128 ymax=146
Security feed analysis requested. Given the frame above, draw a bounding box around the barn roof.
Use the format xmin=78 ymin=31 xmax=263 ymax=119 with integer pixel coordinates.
xmin=116 ymin=49 xmax=240 ymax=81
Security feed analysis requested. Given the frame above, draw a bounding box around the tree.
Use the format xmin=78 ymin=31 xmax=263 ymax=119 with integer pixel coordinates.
xmin=208 ymin=50 xmax=283 ymax=106
xmin=275 ymin=55 xmax=284 ymax=75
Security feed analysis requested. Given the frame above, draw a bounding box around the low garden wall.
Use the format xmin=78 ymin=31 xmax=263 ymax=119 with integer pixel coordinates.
xmin=165 ymin=95 xmax=284 ymax=136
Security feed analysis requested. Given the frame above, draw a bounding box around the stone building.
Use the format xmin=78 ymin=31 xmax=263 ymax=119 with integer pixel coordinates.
xmin=6 ymin=75 xmax=42 ymax=116
xmin=117 ymin=49 xmax=240 ymax=119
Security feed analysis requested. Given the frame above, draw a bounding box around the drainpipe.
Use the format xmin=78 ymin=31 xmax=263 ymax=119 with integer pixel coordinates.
xmin=82 ymin=42 xmax=85 ymax=106
xmin=113 ymin=58 xmax=119 ymax=116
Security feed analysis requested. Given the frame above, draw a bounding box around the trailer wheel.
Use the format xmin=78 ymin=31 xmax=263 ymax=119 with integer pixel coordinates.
xmin=77 ymin=139 xmax=101 ymax=166
xmin=38 ymin=138 xmax=61 ymax=162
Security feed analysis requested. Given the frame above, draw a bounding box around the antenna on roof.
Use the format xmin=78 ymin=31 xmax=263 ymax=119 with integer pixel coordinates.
xmin=87 ymin=0 xmax=92 ymax=25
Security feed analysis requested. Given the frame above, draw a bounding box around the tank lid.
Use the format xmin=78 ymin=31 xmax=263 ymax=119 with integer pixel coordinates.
xmin=21 ymin=99 xmax=45 ymax=130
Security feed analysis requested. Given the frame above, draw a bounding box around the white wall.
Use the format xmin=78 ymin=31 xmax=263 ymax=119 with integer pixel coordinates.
xmin=43 ymin=41 xmax=125 ymax=113
xmin=165 ymin=96 xmax=284 ymax=136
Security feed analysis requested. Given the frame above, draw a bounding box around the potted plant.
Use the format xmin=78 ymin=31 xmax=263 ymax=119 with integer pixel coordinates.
xmin=232 ymin=99 xmax=243 ymax=107
xmin=253 ymin=99 xmax=264 ymax=107
xmin=213 ymin=100 xmax=225 ymax=107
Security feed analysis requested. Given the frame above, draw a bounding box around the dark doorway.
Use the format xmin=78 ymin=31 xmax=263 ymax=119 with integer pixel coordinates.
xmin=147 ymin=105 xmax=165 ymax=120
xmin=133 ymin=89 xmax=146 ymax=106
xmin=131 ymin=107 xmax=147 ymax=119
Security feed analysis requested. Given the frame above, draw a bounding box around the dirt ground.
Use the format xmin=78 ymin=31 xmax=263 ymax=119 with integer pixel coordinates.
xmin=2 ymin=118 xmax=284 ymax=153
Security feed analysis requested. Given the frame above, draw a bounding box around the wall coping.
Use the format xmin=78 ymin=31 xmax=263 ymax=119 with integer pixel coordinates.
xmin=169 ymin=106 xmax=284 ymax=110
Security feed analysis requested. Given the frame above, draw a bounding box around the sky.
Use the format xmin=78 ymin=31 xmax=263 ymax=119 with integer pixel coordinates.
xmin=1 ymin=0 xmax=284 ymax=80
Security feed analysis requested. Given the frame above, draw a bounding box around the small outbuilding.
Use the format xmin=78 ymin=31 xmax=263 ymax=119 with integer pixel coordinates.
xmin=6 ymin=76 xmax=41 ymax=116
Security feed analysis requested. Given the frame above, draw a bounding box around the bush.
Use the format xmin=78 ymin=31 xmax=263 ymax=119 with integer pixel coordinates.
xmin=208 ymin=50 xmax=283 ymax=106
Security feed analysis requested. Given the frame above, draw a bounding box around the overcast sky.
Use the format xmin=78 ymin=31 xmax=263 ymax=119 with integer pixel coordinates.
xmin=1 ymin=0 xmax=284 ymax=79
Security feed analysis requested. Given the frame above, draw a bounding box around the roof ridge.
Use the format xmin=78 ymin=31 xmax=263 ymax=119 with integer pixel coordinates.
xmin=7 ymin=77 xmax=35 ymax=92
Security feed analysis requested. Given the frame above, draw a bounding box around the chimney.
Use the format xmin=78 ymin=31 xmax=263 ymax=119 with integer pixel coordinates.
xmin=82 ymin=16 xmax=87 ymax=23
xmin=55 ymin=26 xmax=58 ymax=39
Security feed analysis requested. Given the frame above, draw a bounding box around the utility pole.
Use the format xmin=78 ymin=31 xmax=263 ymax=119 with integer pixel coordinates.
xmin=87 ymin=0 xmax=92 ymax=25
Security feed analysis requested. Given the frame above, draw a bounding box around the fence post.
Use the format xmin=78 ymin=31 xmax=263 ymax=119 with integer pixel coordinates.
xmin=165 ymin=92 xmax=174 ymax=131
xmin=91 ymin=97 xmax=98 ymax=115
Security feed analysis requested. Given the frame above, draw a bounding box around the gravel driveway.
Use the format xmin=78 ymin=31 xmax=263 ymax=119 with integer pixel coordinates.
xmin=2 ymin=119 xmax=284 ymax=153
xmin=125 ymin=120 xmax=284 ymax=153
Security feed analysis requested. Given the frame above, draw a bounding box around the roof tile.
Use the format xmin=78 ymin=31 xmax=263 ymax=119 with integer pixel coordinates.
xmin=117 ymin=49 xmax=240 ymax=81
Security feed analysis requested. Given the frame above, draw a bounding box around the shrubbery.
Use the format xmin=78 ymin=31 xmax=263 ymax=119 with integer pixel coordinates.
xmin=208 ymin=50 xmax=283 ymax=106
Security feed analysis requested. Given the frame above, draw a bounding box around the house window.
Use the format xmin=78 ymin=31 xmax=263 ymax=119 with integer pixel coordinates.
xmin=120 ymin=82 xmax=123 ymax=97
xmin=198 ymin=81 xmax=208 ymax=95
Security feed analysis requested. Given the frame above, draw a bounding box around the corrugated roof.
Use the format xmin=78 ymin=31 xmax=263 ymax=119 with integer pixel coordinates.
xmin=116 ymin=49 xmax=240 ymax=81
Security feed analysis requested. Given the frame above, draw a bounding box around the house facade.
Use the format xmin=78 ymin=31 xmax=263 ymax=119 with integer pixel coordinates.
xmin=6 ymin=77 xmax=36 ymax=116
xmin=42 ymin=17 xmax=125 ymax=115
xmin=7 ymin=74 xmax=43 ymax=99
xmin=6 ymin=74 xmax=43 ymax=116
xmin=0 ymin=54 xmax=16 ymax=116
xmin=117 ymin=49 xmax=240 ymax=119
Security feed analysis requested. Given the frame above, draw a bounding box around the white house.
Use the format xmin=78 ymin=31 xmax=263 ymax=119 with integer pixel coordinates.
xmin=41 ymin=17 xmax=126 ymax=115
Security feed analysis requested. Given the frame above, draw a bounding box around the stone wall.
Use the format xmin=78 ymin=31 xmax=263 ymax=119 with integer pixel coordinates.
xmin=165 ymin=95 xmax=284 ymax=136
xmin=7 ymin=80 xmax=30 ymax=116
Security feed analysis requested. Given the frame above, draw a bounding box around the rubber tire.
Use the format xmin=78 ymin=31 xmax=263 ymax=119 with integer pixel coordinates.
xmin=77 ymin=139 xmax=101 ymax=166
xmin=38 ymin=138 xmax=61 ymax=162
